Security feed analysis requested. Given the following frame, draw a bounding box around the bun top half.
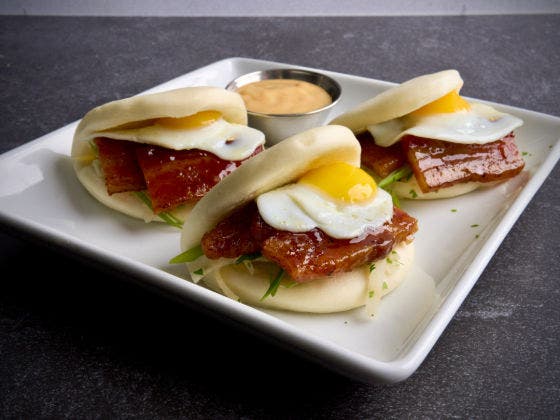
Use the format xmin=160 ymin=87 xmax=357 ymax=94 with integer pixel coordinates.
xmin=330 ymin=69 xmax=463 ymax=133
xmin=71 ymin=86 xmax=247 ymax=159
xmin=181 ymin=125 xmax=361 ymax=251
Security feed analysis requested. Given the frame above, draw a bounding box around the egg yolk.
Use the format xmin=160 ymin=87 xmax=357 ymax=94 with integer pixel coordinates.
xmin=299 ymin=162 xmax=377 ymax=204
xmin=157 ymin=110 xmax=222 ymax=129
xmin=410 ymin=90 xmax=470 ymax=117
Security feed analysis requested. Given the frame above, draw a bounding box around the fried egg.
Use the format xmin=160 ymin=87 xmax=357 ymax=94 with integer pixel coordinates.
xmin=97 ymin=111 xmax=265 ymax=160
xmin=256 ymin=162 xmax=393 ymax=239
xmin=368 ymin=90 xmax=523 ymax=147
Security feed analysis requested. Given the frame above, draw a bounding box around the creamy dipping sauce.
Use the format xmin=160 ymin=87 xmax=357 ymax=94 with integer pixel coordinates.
xmin=237 ymin=79 xmax=332 ymax=114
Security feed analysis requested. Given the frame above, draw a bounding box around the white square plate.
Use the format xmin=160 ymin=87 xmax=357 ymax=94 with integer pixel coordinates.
xmin=1 ymin=57 xmax=558 ymax=383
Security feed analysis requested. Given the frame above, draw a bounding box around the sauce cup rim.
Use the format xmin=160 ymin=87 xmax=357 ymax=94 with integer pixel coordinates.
xmin=225 ymin=68 xmax=342 ymax=117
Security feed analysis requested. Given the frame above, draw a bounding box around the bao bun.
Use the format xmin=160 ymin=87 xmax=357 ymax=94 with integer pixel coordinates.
xmin=330 ymin=70 xmax=487 ymax=199
xmin=181 ymin=125 xmax=414 ymax=313
xmin=330 ymin=70 xmax=463 ymax=133
xmin=72 ymin=87 xmax=248 ymax=222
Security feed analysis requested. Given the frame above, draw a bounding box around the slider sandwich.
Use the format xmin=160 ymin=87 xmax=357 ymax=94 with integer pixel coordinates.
xmin=72 ymin=87 xmax=265 ymax=226
xmin=330 ymin=70 xmax=525 ymax=199
xmin=175 ymin=125 xmax=418 ymax=315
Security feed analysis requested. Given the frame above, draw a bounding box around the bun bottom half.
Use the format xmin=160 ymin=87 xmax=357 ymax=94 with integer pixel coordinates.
xmin=390 ymin=175 xmax=480 ymax=200
xmin=75 ymin=164 xmax=193 ymax=222
xmin=203 ymin=242 xmax=414 ymax=313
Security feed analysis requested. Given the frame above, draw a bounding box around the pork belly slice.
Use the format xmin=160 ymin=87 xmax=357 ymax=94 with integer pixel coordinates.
xmin=135 ymin=145 xmax=263 ymax=213
xmin=201 ymin=203 xmax=417 ymax=282
xmin=94 ymin=137 xmax=146 ymax=194
xmin=402 ymin=133 xmax=525 ymax=193
xmin=357 ymin=132 xmax=406 ymax=178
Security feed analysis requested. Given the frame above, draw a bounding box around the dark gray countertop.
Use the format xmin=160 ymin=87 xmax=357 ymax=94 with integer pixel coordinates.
xmin=1 ymin=15 xmax=559 ymax=417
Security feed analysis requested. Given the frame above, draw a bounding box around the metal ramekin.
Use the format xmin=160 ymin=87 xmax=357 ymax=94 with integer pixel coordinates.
xmin=226 ymin=68 xmax=342 ymax=145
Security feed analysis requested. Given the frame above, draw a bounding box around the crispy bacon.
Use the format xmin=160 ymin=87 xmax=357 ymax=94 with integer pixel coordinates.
xmin=201 ymin=203 xmax=417 ymax=282
xmin=402 ymin=134 xmax=525 ymax=193
xmin=359 ymin=132 xmax=525 ymax=192
xmin=357 ymin=132 xmax=406 ymax=178
xmin=94 ymin=137 xmax=263 ymax=213
xmin=94 ymin=138 xmax=146 ymax=194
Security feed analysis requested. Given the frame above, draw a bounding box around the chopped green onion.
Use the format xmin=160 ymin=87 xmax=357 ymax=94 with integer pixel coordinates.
xmin=389 ymin=189 xmax=401 ymax=208
xmin=409 ymin=189 xmax=418 ymax=198
xmin=157 ymin=212 xmax=184 ymax=229
xmin=169 ymin=244 xmax=204 ymax=264
xmin=471 ymin=224 xmax=479 ymax=228
xmin=134 ymin=191 xmax=153 ymax=209
xmin=281 ymin=280 xmax=299 ymax=289
xmin=134 ymin=191 xmax=183 ymax=229
xmin=193 ymin=268 xmax=204 ymax=276
xmin=235 ymin=252 xmax=262 ymax=264
xmin=261 ymin=268 xmax=284 ymax=301
xmin=378 ymin=166 xmax=413 ymax=189
xmin=451 ymin=208 xmax=458 ymax=213
xmin=382 ymin=281 xmax=388 ymax=290
xmin=368 ymin=291 xmax=375 ymax=298
xmin=369 ymin=263 xmax=376 ymax=272
xmin=88 ymin=140 xmax=99 ymax=156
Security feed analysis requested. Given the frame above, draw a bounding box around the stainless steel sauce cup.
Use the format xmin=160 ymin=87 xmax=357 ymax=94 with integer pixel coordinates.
xmin=226 ymin=68 xmax=342 ymax=145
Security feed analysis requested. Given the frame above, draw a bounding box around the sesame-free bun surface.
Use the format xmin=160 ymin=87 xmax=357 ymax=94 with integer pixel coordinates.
xmin=181 ymin=125 xmax=361 ymax=251
xmin=72 ymin=86 xmax=247 ymax=159
xmin=206 ymin=242 xmax=414 ymax=313
xmin=71 ymin=87 xmax=247 ymax=222
xmin=330 ymin=70 xmax=463 ymax=133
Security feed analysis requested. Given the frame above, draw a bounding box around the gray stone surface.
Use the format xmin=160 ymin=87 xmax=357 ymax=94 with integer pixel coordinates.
xmin=0 ymin=15 xmax=559 ymax=417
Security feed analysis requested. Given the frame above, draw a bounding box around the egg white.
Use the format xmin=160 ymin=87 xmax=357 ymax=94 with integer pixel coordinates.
xmin=256 ymin=184 xmax=393 ymax=239
xmin=368 ymin=102 xmax=523 ymax=147
xmin=95 ymin=118 xmax=265 ymax=161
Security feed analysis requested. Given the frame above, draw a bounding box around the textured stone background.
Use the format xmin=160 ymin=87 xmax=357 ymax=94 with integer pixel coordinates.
xmin=0 ymin=16 xmax=559 ymax=417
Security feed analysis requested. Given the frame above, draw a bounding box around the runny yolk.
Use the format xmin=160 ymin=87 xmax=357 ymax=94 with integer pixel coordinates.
xmin=157 ymin=110 xmax=222 ymax=129
xmin=410 ymin=90 xmax=470 ymax=117
xmin=298 ymin=162 xmax=377 ymax=204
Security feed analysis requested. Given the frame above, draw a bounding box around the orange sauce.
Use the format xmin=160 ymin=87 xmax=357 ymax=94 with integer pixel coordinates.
xmin=237 ymin=79 xmax=332 ymax=114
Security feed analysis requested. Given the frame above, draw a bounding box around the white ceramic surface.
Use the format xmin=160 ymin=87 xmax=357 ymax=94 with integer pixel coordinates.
xmin=0 ymin=57 xmax=558 ymax=383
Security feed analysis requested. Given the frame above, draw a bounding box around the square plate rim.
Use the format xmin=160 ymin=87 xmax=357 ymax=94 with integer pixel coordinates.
xmin=1 ymin=56 xmax=559 ymax=384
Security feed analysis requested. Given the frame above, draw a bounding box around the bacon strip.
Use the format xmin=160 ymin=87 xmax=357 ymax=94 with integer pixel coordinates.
xmin=94 ymin=138 xmax=146 ymax=194
xmin=402 ymin=134 xmax=525 ymax=193
xmin=201 ymin=203 xmax=417 ymax=282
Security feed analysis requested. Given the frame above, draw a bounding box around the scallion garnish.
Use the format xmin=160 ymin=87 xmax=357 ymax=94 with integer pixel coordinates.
xmin=134 ymin=191 xmax=183 ymax=229
xmin=157 ymin=212 xmax=184 ymax=229
xmin=378 ymin=165 xmax=413 ymax=189
xmin=382 ymin=281 xmax=388 ymax=290
xmin=235 ymin=252 xmax=262 ymax=264
xmin=369 ymin=263 xmax=376 ymax=272
xmin=169 ymin=244 xmax=204 ymax=264
xmin=282 ymin=280 xmax=299 ymax=289
xmin=88 ymin=140 xmax=99 ymax=156
xmin=261 ymin=268 xmax=284 ymax=301
xmin=409 ymin=189 xmax=418 ymax=198
xmin=193 ymin=268 xmax=204 ymax=276
xmin=390 ymin=189 xmax=401 ymax=208
xmin=471 ymin=224 xmax=479 ymax=228
xmin=368 ymin=291 xmax=375 ymax=298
